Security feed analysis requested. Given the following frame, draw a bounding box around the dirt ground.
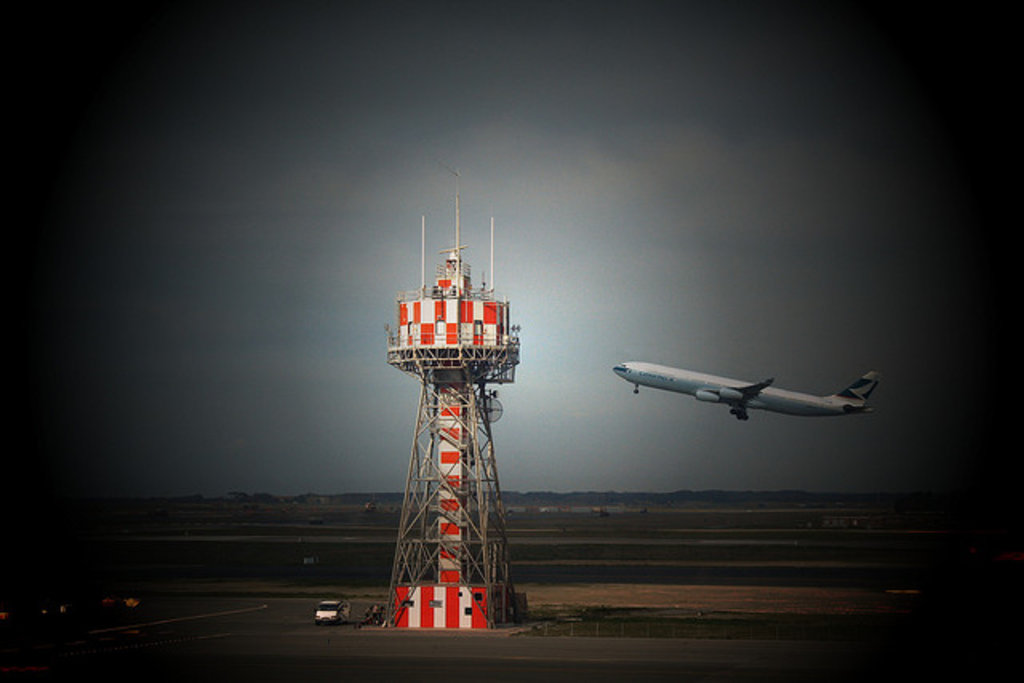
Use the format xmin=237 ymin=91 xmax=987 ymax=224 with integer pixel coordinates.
xmin=518 ymin=583 xmax=919 ymax=616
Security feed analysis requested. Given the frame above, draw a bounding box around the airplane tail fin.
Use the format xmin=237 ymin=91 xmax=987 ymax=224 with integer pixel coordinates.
xmin=833 ymin=371 xmax=881 ymax=403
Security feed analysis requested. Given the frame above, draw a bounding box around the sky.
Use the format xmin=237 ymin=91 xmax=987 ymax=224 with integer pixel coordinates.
xmin=19 ymin=1 xmax=1012 ymax=498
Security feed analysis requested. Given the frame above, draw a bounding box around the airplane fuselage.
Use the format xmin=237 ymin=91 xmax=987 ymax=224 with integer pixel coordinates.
xmin=613 ymin=362 xmax=878 ymax=419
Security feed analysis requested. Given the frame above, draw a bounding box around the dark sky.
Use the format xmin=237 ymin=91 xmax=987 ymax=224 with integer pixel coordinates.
xmin=19 ymin=2 xmax=1011 ymax=498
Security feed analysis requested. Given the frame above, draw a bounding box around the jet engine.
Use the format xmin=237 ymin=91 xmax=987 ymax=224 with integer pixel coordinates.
xmin=695 ymin=389 xmax=720 ymax=403
xmin=718 ymin=387 xmax=744 ymax=402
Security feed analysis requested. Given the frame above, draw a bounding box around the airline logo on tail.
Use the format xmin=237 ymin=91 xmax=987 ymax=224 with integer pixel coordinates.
xmin=835 ymin=371 xmax=881 ymax=402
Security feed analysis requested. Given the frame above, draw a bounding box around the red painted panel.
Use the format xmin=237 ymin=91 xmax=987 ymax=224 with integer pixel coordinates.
xmin=472 ymin=587 xmax=487 ymax=629
xmin=394 ymin=586 xmax=409 ymax=628
xmin=446 ymin=586 xmax=460 ymax=628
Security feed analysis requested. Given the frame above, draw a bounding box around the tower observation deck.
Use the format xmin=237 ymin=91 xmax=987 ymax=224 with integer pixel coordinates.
xmin=385 ymin=210 xmax=521 ymax=629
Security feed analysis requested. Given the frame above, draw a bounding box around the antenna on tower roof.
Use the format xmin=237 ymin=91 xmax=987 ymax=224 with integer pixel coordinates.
xmin=437 ymin=162 xmax=466 ymax=292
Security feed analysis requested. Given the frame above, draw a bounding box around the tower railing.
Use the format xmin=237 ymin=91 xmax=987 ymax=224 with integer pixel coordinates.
xmin=386 ymin=334 xmax=520 ymax=384
xmin=395 ymin=287 xmax=504 ymax=303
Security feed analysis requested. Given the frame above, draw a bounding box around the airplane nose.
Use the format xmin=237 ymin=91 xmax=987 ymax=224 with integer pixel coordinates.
xmin=613 ymin=364 xmax=627 ymax=376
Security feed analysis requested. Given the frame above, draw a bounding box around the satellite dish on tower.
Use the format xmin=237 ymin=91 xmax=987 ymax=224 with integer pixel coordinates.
xmin=483 ymin=397 xmax=503 ymax=423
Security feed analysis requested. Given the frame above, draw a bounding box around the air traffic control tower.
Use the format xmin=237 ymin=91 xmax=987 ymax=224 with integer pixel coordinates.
xmin=385 ymin=197 xmax=521 ymax=629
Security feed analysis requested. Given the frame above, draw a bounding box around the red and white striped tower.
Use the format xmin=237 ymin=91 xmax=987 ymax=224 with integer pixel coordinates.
xmin=385 ymin=192 xmax=520 ymax=629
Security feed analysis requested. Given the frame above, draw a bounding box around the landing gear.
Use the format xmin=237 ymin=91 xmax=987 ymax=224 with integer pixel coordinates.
xmin=633 ymin=385 xmax=639 ymax=394
xmin=729 ymin=406 xmax=749 ymax=421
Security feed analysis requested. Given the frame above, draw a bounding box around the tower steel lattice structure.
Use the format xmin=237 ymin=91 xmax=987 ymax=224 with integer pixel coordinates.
xmin=385 ymin=206 xmax=521 ymax=629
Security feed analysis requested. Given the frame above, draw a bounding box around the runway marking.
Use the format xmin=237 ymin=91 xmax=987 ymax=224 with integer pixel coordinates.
xmin=60 ymin=632 xmax=232 ymax=658
xmin=88 ymin=604 xmax=268 ymax=635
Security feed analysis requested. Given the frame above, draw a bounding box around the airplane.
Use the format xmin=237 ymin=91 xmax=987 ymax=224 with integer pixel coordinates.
xmin=612 ymin=361 xmax=880 ymax=420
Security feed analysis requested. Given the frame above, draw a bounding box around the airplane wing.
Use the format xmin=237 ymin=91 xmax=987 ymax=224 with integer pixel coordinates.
xmin=740 ymin=378 xmax=773 ymax=400
xmin=717 ymin=378 xmax=773 ymax=421
xmin=709 ymin=377 xmax=773 ymax=404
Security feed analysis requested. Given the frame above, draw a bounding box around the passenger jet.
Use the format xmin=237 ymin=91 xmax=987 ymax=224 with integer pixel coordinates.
xmin=613 ymin=362 xmax=880 ymax=420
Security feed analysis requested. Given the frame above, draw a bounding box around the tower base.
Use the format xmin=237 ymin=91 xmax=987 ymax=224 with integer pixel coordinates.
xmin=392 ymin=584 xmax=515 ymax=629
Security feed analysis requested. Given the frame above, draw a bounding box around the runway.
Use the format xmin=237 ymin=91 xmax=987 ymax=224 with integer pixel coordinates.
xmin=31 ymin=597 xmax=888 ymax=682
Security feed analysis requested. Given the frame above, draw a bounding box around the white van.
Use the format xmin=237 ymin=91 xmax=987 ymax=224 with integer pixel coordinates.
xmin=314 ymin=599 xmax=350 ymax=625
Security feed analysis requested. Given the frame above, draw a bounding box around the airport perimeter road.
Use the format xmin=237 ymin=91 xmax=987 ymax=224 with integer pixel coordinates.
xmin=38 ymin=597 xmax=891 ymax=682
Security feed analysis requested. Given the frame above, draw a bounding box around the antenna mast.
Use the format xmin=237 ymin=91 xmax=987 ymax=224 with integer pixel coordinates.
xmin=455 ymin=173 xmax=461 ymax=289
xmin=438 ymin=162 xmax=465 ymax=294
